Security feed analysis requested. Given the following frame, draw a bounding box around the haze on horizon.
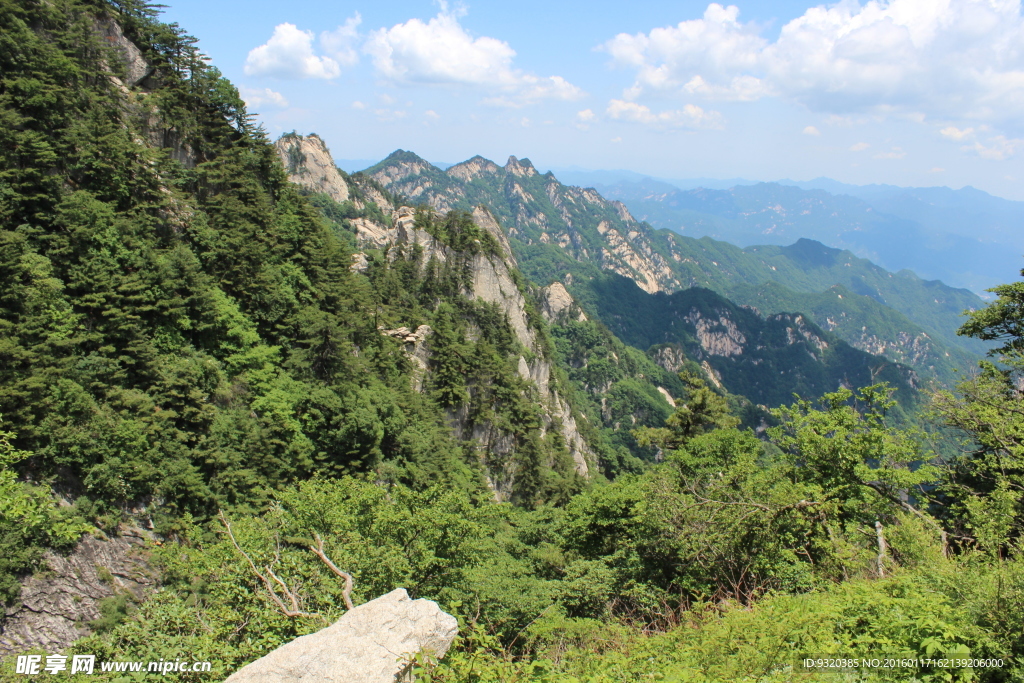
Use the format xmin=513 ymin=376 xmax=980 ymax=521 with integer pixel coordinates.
xmin=160 ymin=0 xmax=1024 ymax=201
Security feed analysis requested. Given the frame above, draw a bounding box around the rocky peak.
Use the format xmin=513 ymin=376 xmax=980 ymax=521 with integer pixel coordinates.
xmin=274 ymin=133 xmax=349 ymax=204
xmin=472 ymin=206 xmax=515 ymax=263
xmin=374 ymin=149 xmax=438 ymax=183
xmin=505 ymin=156 xmax=537 ymax=177
xmin=610 ymin=200 xmax=635 ymax=223
xmin=447 ymin=155 xmax=501 ymax=182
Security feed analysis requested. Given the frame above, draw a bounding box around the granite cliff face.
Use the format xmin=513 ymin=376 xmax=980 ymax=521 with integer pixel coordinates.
xmin=274 ymin=133 xmax=350 ymax=204
xmin=356 ymin=206 xmax=592 ymax=486
xmin=273 ymin=142 xmax=595 ymax=494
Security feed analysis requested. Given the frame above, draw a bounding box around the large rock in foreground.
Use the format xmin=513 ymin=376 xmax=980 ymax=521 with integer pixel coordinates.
xmin=224 ymin=589 xmax=458 ymax=683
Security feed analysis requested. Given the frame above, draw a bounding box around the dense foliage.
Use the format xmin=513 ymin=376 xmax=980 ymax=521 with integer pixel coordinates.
xmin=571 ymin=273 xmax=921 ymax=413
xmin=39 ymin=381 xmax=1024 ymax=681
xmin=0 ymin=0 xmax=579 ymax=599
xmin=3 ymin=1 xmax=1024 ymax=682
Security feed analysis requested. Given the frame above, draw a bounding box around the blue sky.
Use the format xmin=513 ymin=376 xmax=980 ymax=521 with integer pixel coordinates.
xmin=160 ymin=0 xmax=1024 ymax=199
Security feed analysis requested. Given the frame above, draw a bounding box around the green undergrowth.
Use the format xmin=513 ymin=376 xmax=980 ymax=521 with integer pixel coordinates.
xmin=422 ymin=557 xmax=1022 ymax=682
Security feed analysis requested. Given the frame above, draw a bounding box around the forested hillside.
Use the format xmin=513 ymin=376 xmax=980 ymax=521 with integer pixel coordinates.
xmin=3 ymin=1 xmax=1024 ymax=682
xmin=362 ymin=150 xmax=985 ymax=387
xmin=570 ymin=273 xmax=920 ymax=412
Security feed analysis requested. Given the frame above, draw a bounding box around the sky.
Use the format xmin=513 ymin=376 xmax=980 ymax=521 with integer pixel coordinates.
xmin=159 ymin=0 xmax=1024 ymax=200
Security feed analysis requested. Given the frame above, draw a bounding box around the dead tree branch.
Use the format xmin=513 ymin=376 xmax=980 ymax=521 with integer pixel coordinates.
xmin=310 ymin=532 xmax=355 ymax=611
xmin=218 ymin=511 xmax=319 ymax=619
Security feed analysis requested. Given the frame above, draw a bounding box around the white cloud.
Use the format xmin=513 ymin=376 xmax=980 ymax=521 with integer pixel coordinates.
xmin=937 ymin=125 xmax=1024 ymax=159
xmin=364 ymin=7 xmax=582 ymax=106
xmin=802 ymin=125 xmax=820 ymax=136
xmin=245 ymin=23 xmax=341 ymax=79
xmin=964 ymin=135 xmax=1024 ymax=160
xmin=602 ymin=0 xmax=1024 ymax=132
xmin=873 ymin=147 xmax=906 ymax=159
xmin=239 ymin=87 xmax=289 ymax=109
xmin=320 ymin=14 xmax=362 ymax=67
xmin=374 ymin=108 xmax=408 ymax=122
xmin=849 ymin=142 xmax=870 ymax=151
xmin=603 ymin=4 xmax=769 ymax=101
xmin=425 ymin=109 xmax=440 ymax=120
xmin=940 ymin=125 xmax=974 ymax=141
xmin=929 ymin=167 xmax=945 ymax=172
xmin=606 ymin=99 xmax=723 ymax=129
xmin=575 ymin=108 xmax=596 ymax=130
xmin=351 ymin=100 xmax=366 ymax=109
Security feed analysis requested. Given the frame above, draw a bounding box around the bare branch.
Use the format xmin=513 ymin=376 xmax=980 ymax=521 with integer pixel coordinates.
xmin=875 ymin=520 xmax=888 ymax=578
xmin=218 ymin=511 xmax=319 ymax=619
xmin=310 ymin=532 xmax=355 ymax=611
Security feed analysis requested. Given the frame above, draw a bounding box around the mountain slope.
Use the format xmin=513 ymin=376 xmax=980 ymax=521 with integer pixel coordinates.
xmin=570 ymin=273 xmax=921 ymax=411
xmin=0 ymin=0 xmax=609 ymax=536
xmin=275 ymin=134 xmax=702 ymax=476
xmin=361 ymin=150 xmax=984 ymax=384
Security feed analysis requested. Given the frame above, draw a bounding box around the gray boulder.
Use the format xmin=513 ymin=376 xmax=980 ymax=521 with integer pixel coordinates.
xmin=223 ymin=589 xmax=458 ymax=683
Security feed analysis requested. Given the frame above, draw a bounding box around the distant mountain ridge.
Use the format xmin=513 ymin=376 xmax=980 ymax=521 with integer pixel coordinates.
xmin=592 ymin=178 xmax=1023 ymax=296
xmin=360 ymin=149 xmax=986 ymax=386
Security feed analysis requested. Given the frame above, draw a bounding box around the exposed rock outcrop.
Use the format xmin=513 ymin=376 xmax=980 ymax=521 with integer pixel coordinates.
xmin=381 ymin=325 xmax=433 ymax=391
xmin=656 ymin=386 xmax=676 ymax=407
xmin=224 ymin=588 xmax=458 ymax=683
xmin=94 ymin=17 xmax=151 ymax=87
xmin=0 ymin=530 xmax=156 ymax=656
xmin=651 ymin=344 xmax=688 ymax=374
xmin=539 ymin=282 xmax=586 ymax=323
xmin=274 ymin=134 xmax=350 ymax=204
xmin=371 ymin=207 xmax=594 ymax=485
xmin=447 ymin=156 xmax=501 ymax=182
xmin=685 ymin=309 xmax=746 ymax=358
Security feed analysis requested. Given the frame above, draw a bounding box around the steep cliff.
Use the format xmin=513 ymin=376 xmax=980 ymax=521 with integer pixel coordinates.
xmin=275 ymin=133 xmax=349 ymax=204
xmin=272 ymin=144 xmax=597 ymax=492
xmin=0 ymin=530 xmax=155 ymax=656
xmin=360 ymin=207 xmax=594 ymax=486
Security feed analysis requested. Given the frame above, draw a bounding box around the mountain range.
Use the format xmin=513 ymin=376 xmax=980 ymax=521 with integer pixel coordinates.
xmin=349 ymin=148 xmax=988 ymax=389
xmin=590 ymin=177 xmax=1022 ymax=296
